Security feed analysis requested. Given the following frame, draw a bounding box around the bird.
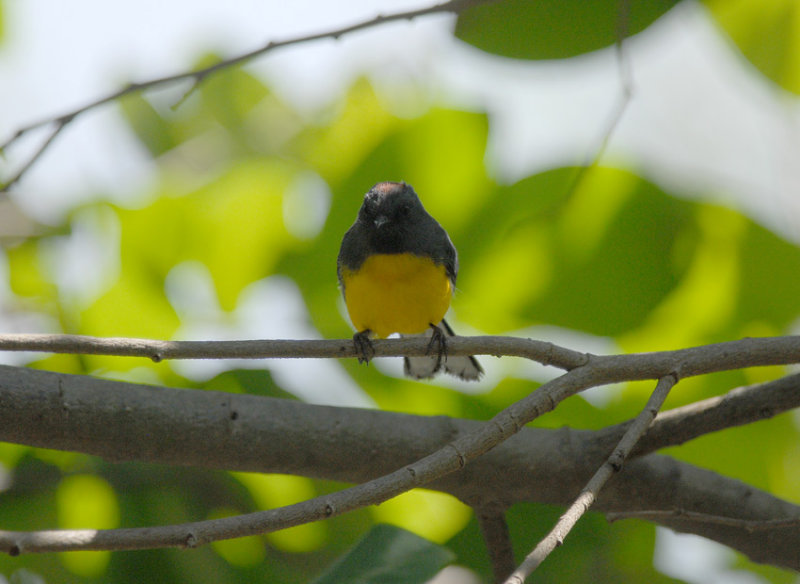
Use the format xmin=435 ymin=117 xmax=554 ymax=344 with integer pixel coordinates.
xmin=337 ymin=181 xmax=482 ymax=380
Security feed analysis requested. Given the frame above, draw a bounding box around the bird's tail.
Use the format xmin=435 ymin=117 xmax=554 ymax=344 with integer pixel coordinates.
xmin=403 ymin=319 xmax=483 ymax=381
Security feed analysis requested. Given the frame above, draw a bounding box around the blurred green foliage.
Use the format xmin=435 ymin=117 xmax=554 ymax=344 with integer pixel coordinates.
xmin=703 ymin=0 xmax=800 ymax=94
xmin=455 ymin=0 xmax=681 ymax=59
xmin=311 ymin=524 xmax=455 ymax=584
xmin=2 ymin=2 xmax=800 ymax=583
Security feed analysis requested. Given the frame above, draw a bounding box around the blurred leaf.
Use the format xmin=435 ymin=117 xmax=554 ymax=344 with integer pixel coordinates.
xmin=56 ymin=474 xmax=118 ymax=577
xmin=199 ymin=56 xmax=269 ymax=132
xmin=527 ymin=169 xmax=693 ymax=336
xmin=163 ymin=158 xmax=296 ymax=310
xmin=297 ymin=79 xmax=401 ymax=184
xmin=617 ymin=202 xmax=741 ymax=352
xmin=6 ymin=240 xmax=56 ymax=300
xmin=704 ymin=0 xmax=800 ymax=94
xmin=312 ymin=524 xmax=454 ymax=584
xmin=737 ymin=220 xmax=800 ymax=327
xmin=119 ymin=56 xmax=292 ymax=166
xmin=455 ymin=0 xmax=680 ymax=60
xmin=81 ymin=267 xmax=180 ymax=339
xmin=208 ymin=507 xmax=266 ymax=567
xmin=457 ymin=167 xmax=696 ymax=336
xmin=233 ymin=472 xmax=327 ymax=553
xmin=370 ymin=489 xmax=472 ymax=544
xmin=80 ymin=158 xmax=300 ymax=349
xmin=119 ymin=94 xmax=180 ymax=158
xmin=205 ymin=369 xmax=296 ymax=399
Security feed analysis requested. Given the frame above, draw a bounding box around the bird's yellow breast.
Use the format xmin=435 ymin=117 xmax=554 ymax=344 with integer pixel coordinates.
xmin=341 ymin=253 xmax=452 ymax=338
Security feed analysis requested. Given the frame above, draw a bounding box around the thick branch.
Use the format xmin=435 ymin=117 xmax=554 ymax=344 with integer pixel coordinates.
xmin=0 ymin=365 xmax=798 ymax=569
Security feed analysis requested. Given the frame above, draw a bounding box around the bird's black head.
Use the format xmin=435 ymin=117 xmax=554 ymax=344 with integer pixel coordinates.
xmin=357 ymin=182 xmax=428 ymax=251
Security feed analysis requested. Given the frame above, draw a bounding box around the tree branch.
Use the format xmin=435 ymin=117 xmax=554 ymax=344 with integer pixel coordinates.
xmin=606 ymin=510 xmax=800 ymax=531
xmin=2 ymin=334 xmax=800 ymax=379
xmin=0 ymin=333 xmax=589 ymax=369
xmin=0 ymin=0 xmax=488 ymax=192
xmin=1 ymin=363 xmax=798 ymax=569
xmin=476 ymin=505 xmax=515 ymax=583
xmin=506 ymin=375 xmax=677 ymax=582
xmin=597 ymin=371 xmax=800 ymax=457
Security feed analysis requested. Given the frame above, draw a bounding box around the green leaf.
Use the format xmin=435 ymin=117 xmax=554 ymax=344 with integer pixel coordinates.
xmin=118 ymin=94 xmax=180 ymax=158
xmin=6 ymin=239 xmax=57 ymax=300
xmin=198 ymin=55 xmax=269 ymax=131
xmin=704 ymin=0 xmax=800 ymax=94
xmin=312 ymin=524 xmax=454 ymax=584
xmin=456 ymin=167 xmax=696 ymax=336
xmin=205 ymin=369 xmax=297 ymax=400
xmin=737 ymin=220 xmax=800 ymax=327
xmin=454 ymin=0 xmax=680 ymax=60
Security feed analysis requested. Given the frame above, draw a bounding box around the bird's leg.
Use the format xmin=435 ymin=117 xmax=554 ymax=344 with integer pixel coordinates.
xmin=426 ymin=323 xmax=447 ymax=373
xmin=353 ymin=329 xmax=375 ymax=365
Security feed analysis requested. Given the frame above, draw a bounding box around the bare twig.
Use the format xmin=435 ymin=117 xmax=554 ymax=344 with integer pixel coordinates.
xmin=505 ymin=374 xmax=678 ymax=583
xmin=600 ymin=371 xmax=800 ymax=457
xmin=1 ymin=334 xmax=800 ymax=380
xmin=0 ymin=0 xmax=486 ymax=192
xmin=477 ymin=506 xmax=516 ymax=583
xmin=0 ymin=116 xmax=74 ymax=192
xmin=606 ymin=510 xmax=800 ymax=532
xmin=559 ymin=0 xmax=634 ymax=205
xmin=0 ymin=332 xmax=589 ymax=370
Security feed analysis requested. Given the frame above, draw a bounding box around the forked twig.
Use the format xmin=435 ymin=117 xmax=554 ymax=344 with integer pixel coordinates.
xmin=504 ymin=374 xmax=678 ymax=583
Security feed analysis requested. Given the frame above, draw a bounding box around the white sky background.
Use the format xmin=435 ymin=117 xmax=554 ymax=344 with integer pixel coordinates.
xmin=1 ymin=2 xmax=799 ymax=581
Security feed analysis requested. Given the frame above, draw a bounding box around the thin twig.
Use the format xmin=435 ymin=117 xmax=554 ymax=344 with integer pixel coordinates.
xmin=0 ymin=0 xmax=485 ymax=192
xmin=477 ymin=506 xmax=516 ymax=583
xmin=606 ymin=510 xmax=800 ymax=531
xmin=505 ymin=374 xmax=678 ymax=583
xmin=1 ymin=116 xmax=74 ymax=191
xmin=600 ymin=372 xmax=800 ymax=458
xmin=0 ymin=332 xmax=589 ymax=370
xmin=559 ymin=0 xmax=634 ymax=204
